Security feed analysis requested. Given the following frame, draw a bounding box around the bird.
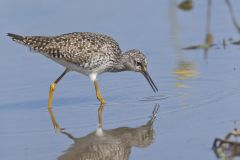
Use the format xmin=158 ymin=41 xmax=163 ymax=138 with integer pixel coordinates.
xmin=7 ymin=32 xmax=158 ymax=108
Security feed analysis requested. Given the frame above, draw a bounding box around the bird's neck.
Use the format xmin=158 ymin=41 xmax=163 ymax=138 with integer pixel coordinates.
xmin=110 ymin=53 xmax=131 ymax=72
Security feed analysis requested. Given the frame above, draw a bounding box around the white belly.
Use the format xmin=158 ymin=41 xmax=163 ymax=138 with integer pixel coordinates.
xmin=49 ymin=57 xmax=104 ymax=82
xmin=54 ymin=58 xmax=90 ymax=75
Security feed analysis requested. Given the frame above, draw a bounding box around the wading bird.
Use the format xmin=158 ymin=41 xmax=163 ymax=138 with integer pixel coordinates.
xmin=8 ymin=32 xmax=158 ymax=108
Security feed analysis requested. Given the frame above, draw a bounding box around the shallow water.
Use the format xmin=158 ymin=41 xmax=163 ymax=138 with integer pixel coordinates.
xmin=1 ymin=0 xmax=240 ymax=159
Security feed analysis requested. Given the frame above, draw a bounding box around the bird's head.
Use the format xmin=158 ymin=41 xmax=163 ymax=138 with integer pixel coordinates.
xmin=124 ymin=49 xmax=158 ymax=93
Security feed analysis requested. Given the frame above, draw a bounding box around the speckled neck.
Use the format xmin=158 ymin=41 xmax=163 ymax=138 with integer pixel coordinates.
xmin=108 ymin=52 xmax=132 ymax=72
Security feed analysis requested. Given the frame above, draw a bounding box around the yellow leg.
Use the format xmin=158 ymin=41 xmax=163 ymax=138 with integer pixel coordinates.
xmin=98 ymin=104 xmax=105 ymax=128
xmin=94 ymin=80 xmax=106 ymax=104
xmin=48 ymin=107 xmax=60 ymax=130
xmin=47 ymin=68 xmax=68 ymax=109
xmin=48 ymin=83 xmax=56 ymax=109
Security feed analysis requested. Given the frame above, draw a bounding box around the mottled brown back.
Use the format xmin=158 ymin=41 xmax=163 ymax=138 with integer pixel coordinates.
xmin=7 ymin=32 xmax=122 ymax=66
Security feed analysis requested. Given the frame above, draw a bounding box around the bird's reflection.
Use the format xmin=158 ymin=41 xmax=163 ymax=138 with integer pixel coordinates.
xmin=48 ymin=104 xmax=159 ymax=160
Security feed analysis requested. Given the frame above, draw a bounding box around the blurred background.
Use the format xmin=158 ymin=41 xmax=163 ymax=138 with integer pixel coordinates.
xmin=1 ymin=0 xmax=240 ymax=159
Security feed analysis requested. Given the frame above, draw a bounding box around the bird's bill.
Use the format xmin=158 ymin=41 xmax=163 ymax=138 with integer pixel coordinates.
xmin=142 ymin=70 xmax=158 ymax=93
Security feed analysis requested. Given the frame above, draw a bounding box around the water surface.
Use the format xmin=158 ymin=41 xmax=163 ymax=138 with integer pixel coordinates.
xmin=1 ymin=0 xmax=240 ymax=159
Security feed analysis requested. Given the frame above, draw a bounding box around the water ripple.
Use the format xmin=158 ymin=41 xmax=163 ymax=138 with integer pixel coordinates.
xmin=139 ymin=95 xmax=169 ymax=102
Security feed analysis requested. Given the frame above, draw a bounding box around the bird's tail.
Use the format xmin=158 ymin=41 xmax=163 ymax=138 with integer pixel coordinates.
xmin=7 ymin=33 xmax=25 ymax=44
xmin=7 ymin=33 xmax=53 ymax=53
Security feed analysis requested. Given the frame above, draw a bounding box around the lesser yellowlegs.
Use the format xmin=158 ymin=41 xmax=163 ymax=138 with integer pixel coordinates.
xmin=7 ymin=32 xmax=158 ymax=107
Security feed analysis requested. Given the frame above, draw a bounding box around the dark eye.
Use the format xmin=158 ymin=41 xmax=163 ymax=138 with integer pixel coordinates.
xmin=136 ymin=61 xmax=142 ymax=66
